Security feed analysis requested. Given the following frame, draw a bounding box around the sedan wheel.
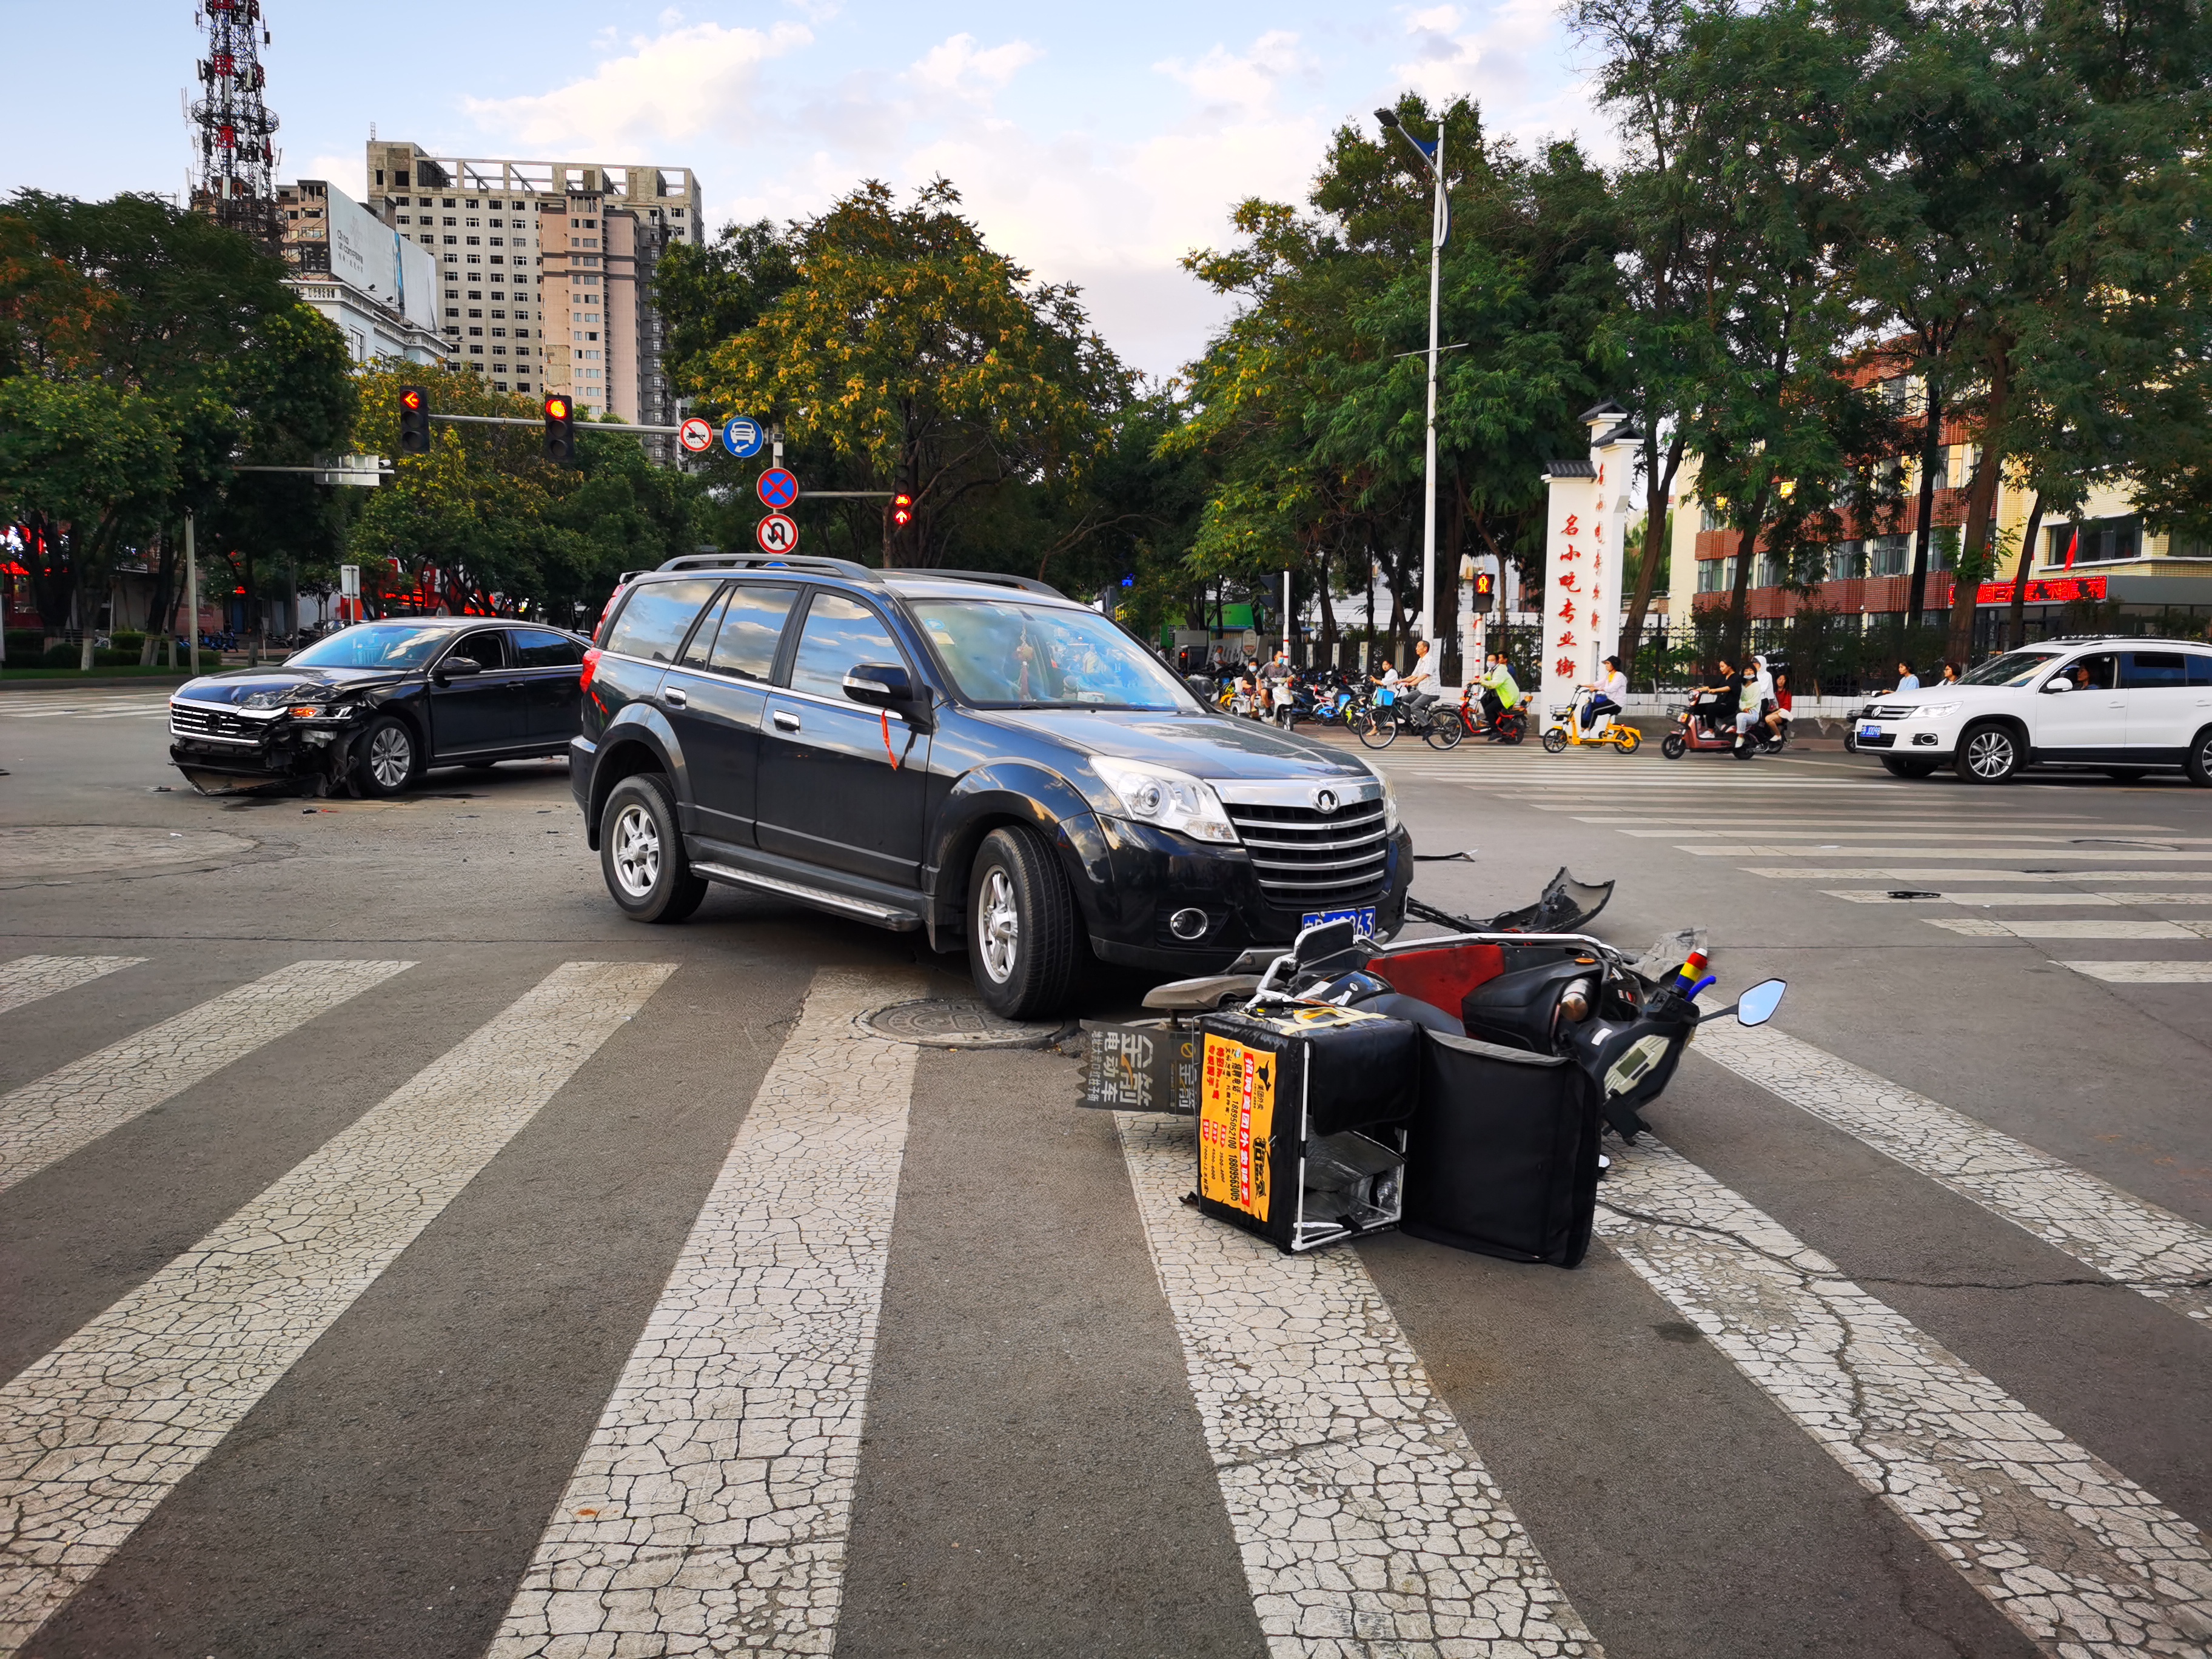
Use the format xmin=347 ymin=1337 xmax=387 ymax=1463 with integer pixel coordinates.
xmin=355 ymin=715 xmax=418 ymax=798
xmin=1956 ymin=723 xmax=2022 ymax=784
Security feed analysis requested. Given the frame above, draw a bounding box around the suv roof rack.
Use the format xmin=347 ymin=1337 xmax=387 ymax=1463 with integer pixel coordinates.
xmin=655 ymin=553 xmax=882 ymax=582
xmin=883 ymin=567 xmax=1063 ymax=597
xmin=2040 ymin=634 xmax=2203 ymax=646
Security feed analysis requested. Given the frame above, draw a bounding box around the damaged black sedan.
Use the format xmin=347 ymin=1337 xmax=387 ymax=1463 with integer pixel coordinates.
xmin=167 ymin=617 xmax=591 ymax=797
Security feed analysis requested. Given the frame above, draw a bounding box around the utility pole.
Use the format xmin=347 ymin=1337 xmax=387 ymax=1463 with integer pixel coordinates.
xmin=1376 ymin=107 xmax=1446 ymax=663
xmin=185 ymin=512 xmax=199 ymax=679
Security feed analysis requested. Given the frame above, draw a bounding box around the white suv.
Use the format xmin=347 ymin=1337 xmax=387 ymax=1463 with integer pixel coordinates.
xmin=1854 ymin=637 xmax=2212 ymax=785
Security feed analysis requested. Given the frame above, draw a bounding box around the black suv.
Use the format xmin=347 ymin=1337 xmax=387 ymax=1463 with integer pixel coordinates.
xmin=572 ymin=555 xmax=1412 ymax=1016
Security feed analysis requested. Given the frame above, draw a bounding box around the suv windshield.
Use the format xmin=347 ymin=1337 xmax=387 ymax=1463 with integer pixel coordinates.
xmin=286 ymin=625 xmax=455 ymax=670
xmin=911 ymin=600 xmax=1196 ymax=710
xmin=1960 ymin=648 xmax=2063 ymax=688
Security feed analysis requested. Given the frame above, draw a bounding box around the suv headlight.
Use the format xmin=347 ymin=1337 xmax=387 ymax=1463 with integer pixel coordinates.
xmin=1091 ymin=757 xmax=1238 ymax=845
xmin=1906 ymin=702 xmax=1960 ymax=720
xmin=1373 ymin=769 xmax=1399 ymax=833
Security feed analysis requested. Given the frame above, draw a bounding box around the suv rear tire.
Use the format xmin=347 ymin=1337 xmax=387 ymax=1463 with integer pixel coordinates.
xmin=969 ymin=825 xmax=1079 ymax=1020
xmin=1956 ymin=722 xmax=2023 ymax=784
xmin=2187 ymin=726 xmax=2212 ymax=788
xmin=600 ymin=774 xmax=707 ymax=923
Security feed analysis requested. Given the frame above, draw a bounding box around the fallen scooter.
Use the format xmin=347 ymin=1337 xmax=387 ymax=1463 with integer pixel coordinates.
xmin=1079 ymin=871 xmax=1783 ymax=1265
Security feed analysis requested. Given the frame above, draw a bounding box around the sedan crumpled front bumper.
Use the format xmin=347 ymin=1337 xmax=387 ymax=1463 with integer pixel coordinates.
xmin=167 ymin=703 xmax=364 ymax=796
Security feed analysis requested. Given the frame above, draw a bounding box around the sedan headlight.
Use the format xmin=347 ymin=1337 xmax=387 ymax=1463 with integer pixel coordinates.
xmin=1906 ymin=702 xmax=1960 ymax=720
xmin=1091 ymin=757 xmax=1238 ymax=845
xmin=240 ymin=685 xmax=319 ymax=711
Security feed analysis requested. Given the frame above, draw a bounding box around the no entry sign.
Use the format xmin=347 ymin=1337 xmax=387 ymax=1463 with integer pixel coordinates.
xmin=757 ymin=468 xmax=800 ymax=510
xmin=756 ymin=512 xmax=799 ymax=554
xmin=678 ymin=417 xmax=713 ymax=454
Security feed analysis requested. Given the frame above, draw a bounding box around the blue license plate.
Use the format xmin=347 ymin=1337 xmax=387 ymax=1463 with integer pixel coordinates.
xmin=1301 ymin=906 xmax=1378 ymax=934
xmin=1858 ymin=723 xmax=1881 ymax=740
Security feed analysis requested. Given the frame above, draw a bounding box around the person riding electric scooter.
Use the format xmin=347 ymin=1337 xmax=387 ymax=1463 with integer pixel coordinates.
xmin=1463 ymin=652 xmax=1527 ymax=742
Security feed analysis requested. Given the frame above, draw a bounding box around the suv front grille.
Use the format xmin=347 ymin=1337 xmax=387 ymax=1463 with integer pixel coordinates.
xmin=169 ymin=703 xmax=265 ymax=743
xmin=1871 ymin=704 xmax=1914 ymax=719
xmin=1224 ymin=800 xmax=1390 ymax=907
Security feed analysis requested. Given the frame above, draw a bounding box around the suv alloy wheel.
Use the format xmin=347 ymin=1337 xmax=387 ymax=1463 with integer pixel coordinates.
xmin=1956 ymin=721 xmax=2022 ymax=784
xmin=2187 ymin=725 xmax=2212 ymax=788
xmin=968 ymin=825 xmax=1080 ymax=1019
xmin=599 ymin=774 xmax=708 ymax=923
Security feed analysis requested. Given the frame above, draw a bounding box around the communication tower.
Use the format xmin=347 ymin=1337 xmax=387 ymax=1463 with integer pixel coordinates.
xmin=189 ymin=0 xmax=281 ymax=248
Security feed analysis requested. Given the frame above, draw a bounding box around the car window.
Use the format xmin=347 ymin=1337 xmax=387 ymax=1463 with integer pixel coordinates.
xmin=2192 ymin=654 xmax=2212 ymax=687
xmin=707 ymin=584 xmax=798 ymax=682
xmin=512 ymin=628 xmax=583 ymax=669
xmin=786 ymin=592 xmax=903 ymax=700
xmin=677 ymin=590 xmax=728 ymax=670
xmin=451 ymin=629 xmax=508 ymax=670
xmin=909 ymin=598 xmax=1195 ymax=709
xmin=2060 ymin=654 xmax=2117 ymax=691
xmin=287 ymin=624 xmax=451 ymax=669
xmin=605 ymin=578 xmax=722 ymax=665
xmin=2122 ymin=651 xmax=2189 ymax=689
xmin=1960 ymin=649 xmax=2062 ymax=688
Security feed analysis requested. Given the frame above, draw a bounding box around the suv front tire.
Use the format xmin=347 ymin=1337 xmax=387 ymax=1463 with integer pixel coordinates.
xmin=969 ymin=825 xmax=1079 ymax=1019
xmin=600 ymin=774 xmax=708 ymax=923
xmin=1956 ymin=721 xmax=2023 ymax=784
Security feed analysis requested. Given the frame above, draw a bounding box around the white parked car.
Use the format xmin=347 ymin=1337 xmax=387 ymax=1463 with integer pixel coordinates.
xmin=1853 ymin=637 xmax=2212 ymax=785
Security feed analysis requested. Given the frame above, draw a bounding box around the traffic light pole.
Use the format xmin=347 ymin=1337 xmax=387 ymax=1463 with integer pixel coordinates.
xmin=428 ymin=413 xmax=688 ymax=437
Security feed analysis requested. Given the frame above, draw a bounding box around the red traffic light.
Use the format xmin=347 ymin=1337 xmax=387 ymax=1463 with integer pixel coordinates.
xmin=891 ymin=491 xmax=914 ymax=529
xmin=400 ymin=387 xmax=423 ymax=412
xmin=545 ymin=396 xmax=569 ymax=420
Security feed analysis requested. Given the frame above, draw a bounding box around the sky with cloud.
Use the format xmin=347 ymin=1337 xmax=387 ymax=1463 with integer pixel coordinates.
xmin=13 ymin=0 xmax=1614 ymax=378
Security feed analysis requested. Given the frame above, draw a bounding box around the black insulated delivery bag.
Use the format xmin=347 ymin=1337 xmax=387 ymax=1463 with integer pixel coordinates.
xmin=1401 ymin=1029 xmax=1603 ymax=1267
xmin=1191 ymin=1006 xmax=1421 ymax=1254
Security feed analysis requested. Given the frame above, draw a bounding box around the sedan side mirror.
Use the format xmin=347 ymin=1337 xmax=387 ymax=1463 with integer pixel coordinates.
xmin=434 ymin=655 xmax=483 ymax=684
xmin=2044 ymin=676 xmax=2073 ymax=693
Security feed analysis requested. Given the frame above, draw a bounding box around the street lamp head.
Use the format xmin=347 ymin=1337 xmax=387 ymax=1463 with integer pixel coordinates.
xmin=1375 ymin=107 xmax=1401 ymax=130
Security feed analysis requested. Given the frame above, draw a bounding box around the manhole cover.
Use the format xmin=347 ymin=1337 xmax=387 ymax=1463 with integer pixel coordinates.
xmin=858 ymin=998 xmax=1071 ymax=1050
xmin=0 ymin=825 xmax=259 ymax=883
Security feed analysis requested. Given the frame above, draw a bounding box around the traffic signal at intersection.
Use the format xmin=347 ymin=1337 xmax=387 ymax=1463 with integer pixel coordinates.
xmin=397 ymin=387 xmax=430 ymax=455
xmin=891 ymin=489 xmax=914 ymax=529
xmin=543 ymin=394 xmax=575 ymax=463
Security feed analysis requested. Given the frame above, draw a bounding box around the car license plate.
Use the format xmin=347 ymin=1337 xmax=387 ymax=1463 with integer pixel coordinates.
xmin=1301 ymin=906 xmax=1378 ymax=934
xmin=1858 ymin=723 xmax=1882 ymax=740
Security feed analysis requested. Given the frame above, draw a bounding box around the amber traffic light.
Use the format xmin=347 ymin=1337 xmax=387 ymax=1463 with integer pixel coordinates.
xmin=398 ymin=386 xmax=430 ymax=455
xmin=543 ymin=394 xmax=575 ymax=463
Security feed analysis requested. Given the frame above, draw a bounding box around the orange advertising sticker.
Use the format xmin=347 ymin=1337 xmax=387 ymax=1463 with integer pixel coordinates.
xmin=1198 ymin=1033 xmax=1275 ymax=1222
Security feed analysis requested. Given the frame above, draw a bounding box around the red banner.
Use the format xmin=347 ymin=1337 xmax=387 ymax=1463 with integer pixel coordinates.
xmin=1976 ymin=575 xmax=2107 ymax=606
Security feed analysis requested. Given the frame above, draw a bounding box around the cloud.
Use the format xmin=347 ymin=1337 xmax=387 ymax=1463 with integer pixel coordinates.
xmin=905 ymin=34 xmax=1043 ymax=101
xmin=1154 ymin=30 xmax=1318 ymax=121
xmin=464 ymin=20 xmax=813 ymax=152
xmin=301 ymin=152 xmax=364 ymax=199
xmin=1387 ymin=0 xmax=1606 ymax=153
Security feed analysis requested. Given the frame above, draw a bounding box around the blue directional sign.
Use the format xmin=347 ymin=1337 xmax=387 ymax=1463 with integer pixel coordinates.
xmin=757 ymin=468 xmax=800 ymax=510
xmin=722 ymin=417 xmax=765 ymax=458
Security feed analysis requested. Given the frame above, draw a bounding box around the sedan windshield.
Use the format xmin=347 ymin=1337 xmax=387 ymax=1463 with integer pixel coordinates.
xmin=286 ymin=625 xmax=454 ymax=671
xmin=1960 ymin=649 xmax=2063 ymax=688
xmin=910 ymin=600 xmax=1196 ymax=710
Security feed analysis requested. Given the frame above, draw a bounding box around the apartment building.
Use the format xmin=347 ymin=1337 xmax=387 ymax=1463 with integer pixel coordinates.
xmin=363 ymin=142 xmax=700 ymax=441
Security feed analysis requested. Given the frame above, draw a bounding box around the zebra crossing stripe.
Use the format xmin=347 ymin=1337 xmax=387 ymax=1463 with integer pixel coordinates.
xmin=1116 ymin=1113 xmax=1601 ymax=1658
xmin=0 ymin=959 xmax=675 ymax=1653
xmin=0 ymin=959 xmax=413 ymax=1193
xmin=488 ymin=968 xmax=924 ymax=1658
xmin=1926 ymin=917 xmax=2212 ymax=940
xmin=1597 ymin=1138 xmax=2212 ymax=1657
xmin=1695 ymin=1024 xmax=2212 ymax=1326
xmin=2065 ymin=962 xmax=2212 ymax=984
xmin=1824 ymin=891 xmax=2212 ymax=907
xmin=1683 ymin=845 xmax=2212 ymax=860
xmin=0 ymin=955 xmax=144 ymax=1016
xmin=1748 ymin=868 xmax=2211 ymax=883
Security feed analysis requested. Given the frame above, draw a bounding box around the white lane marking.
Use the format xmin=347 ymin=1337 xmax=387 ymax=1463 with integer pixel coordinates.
xmin=1694 ymin=1023 xmax=2212 ymax=1326
xmin=1626 ymin=829 xmax=2211 ymax=843
xmin=1116 ymin=1112 xmax=1601 ymax=1659
xmin=489 ymin=968 xmax=922 ymax=1659
xmin=2063 ymin=962 xmax=2212 ymax=984
xmin=1748 ymin=868 xmax=2212 ymax=882
xmin=1825 ymin=891 xmax=2212 ymax=907
xmin=0 ymin=959 xmax=414 ymax=1193
xmin=1598 ymin=1138 xmax=2212 ymax=1657
xmin=0 ymin=960 xmax=674 ymax=1653
xmin=0 ymin=956 xmax=144 ymax=1016
xmin=1569 ymin=816 xmax=2113 ymax=826
xmin=1925 ymin=917 xmax=2212 ymax=940
xmin=1684 ymin=845 xmax=2212 ymax=860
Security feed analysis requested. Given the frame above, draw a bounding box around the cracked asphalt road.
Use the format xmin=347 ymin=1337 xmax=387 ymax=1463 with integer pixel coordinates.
xmin=1 ymin=694 xmax=2208 ymax=1658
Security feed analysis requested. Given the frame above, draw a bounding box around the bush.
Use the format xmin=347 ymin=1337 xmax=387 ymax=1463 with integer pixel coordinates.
xmin=109 ymin=631 xmax=146 ymax=658
xmin=5 ymin=630 xmax=43 ymax=662
xmin=39 ymin=645 xmax=80 ymax=668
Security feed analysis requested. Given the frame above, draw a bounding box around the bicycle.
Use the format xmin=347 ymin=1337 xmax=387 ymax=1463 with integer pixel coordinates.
xmin=1357 ymin=689 xmax=1464 ymax=751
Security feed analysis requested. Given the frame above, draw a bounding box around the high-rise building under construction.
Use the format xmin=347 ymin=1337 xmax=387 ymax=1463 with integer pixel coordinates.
xmin=364 ymin=141 xmax=702 ymax=446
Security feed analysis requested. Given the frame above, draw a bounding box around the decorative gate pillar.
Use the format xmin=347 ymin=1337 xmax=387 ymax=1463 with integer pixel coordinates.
xmin=1538 ymin=401 xmax=1642 ymax=726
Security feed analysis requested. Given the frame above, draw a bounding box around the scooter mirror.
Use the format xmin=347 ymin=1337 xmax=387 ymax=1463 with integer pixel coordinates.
xmin=1735 ymin=978 xmax=1787 ymax=1027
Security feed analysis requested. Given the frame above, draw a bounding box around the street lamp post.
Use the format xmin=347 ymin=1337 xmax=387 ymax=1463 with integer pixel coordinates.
xmin=1376 ymin=107 xmax=1446 ymax=668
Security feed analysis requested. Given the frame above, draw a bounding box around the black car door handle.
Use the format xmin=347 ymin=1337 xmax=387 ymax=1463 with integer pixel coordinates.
xmin=773 ymin=710 xmax=801 ymax=732
xmin=663 ymin=687 xmax=688 ymax=709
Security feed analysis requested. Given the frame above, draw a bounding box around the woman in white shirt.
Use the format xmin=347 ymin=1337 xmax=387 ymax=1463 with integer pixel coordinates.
xmin=1581 ymin=655 xmax=1629 ymax=730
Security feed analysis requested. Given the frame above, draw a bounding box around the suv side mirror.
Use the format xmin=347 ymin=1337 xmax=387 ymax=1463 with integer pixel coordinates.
xmin=2044 ymin=675 xmax=2072 ymax=693
xmin=843 ymin=663 xmax=918 ymax=709
xmin=434 ymin=655 xmax=483 ymax=683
